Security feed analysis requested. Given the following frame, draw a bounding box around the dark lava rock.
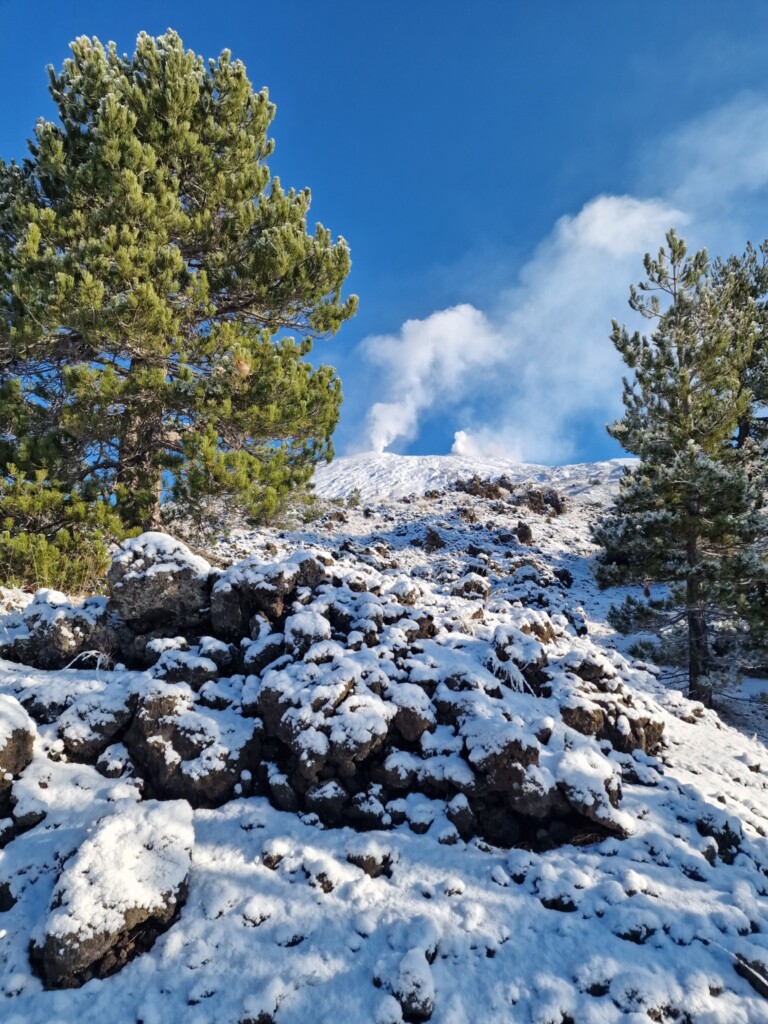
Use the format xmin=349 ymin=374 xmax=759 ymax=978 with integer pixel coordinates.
xmin=210 ymin=553 xmax=327 ymax=640
xmin=124 ymin=685 xmax=261 ymax=807
xmin=515 ymin=521 xmax=533 ymax=546
xmin=58 ymin=690 xmax=138 ymax=760
xmin=424 ymin=528 xmax=446 ymax=553
xmin=108 ymin=533 xmax=213 ymax=634
xmin=1 ymin=592 xmax=111 ymax=671
xmin=0 ymin=696 xmax=35 ymax=816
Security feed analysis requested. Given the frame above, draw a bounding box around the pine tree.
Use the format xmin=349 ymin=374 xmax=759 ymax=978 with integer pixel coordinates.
xmin=0 ymin=31 xmax=357 ymax=535
xmin=594 ymin=230 xmax=767 ymax=704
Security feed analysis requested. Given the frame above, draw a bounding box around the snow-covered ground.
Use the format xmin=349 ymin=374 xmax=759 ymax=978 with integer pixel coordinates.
xmin=1 ymin=454 xmax=768 ymax=1023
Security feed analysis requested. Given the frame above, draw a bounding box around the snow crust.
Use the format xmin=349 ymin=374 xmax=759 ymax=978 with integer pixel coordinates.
xmin=112 ymin=532 xmax=211 ymax=578
xmin=41 ymin=800 xmax=192 ymax=942
xmin=214 ymin=549 xmax=318 ymax=588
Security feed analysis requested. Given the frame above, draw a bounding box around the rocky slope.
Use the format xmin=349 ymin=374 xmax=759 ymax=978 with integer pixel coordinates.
xmin=0 ymin=454 xmax=767 ymax=1023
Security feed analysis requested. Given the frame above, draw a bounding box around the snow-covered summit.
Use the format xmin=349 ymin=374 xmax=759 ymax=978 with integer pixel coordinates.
xmin=314 ymin=451 xmax=635 ymax=501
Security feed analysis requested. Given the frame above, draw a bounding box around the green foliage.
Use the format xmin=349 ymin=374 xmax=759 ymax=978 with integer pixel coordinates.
xmin=610 ymin=594 xmax=689 ymax=670
xmin=346 ymin=487 xmax=362 ymax=509
xmin=594 ymin=230 xmax=768 ymax=701
xmin=0 ymin=531 xmax=111 ymax=595
xmin=607 ymin=593 xmax=675 ymax=634
xmin=263 ymin=484 xmax=325 ymax=530
xmin=712 ymin=241 xmax=768 ymax=449
xmin=627 ymin=636 xmax=688 ymax=668
xmin=0 ymin=469 xmax=128 ymax=592
xmin=0 ymin=30 xmax=356 ymax=536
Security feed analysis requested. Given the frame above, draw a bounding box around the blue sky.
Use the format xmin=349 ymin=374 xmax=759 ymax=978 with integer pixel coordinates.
xmin=3 ymin=2 xmax=768 ymax=464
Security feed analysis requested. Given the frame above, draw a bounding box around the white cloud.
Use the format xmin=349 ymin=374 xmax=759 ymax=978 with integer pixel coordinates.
xmin=452 ymin=195 xmax=684 ymax=462
xmin=658 ymin=95 xmax=768 ymax=209
xmin=355 ymin=96 xmax=768 ymax=462
xmin=360 ymin=303 xmax=502 ymax=452
xmin=452 ymin=428 xmax=524 ymax=462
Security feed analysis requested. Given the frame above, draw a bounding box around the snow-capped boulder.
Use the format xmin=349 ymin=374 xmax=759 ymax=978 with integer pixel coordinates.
xmin=463 ymin=720 xmax=541 ymax=791
xmin=198 ymin=635 xmax=237 ymax=672
xmin=386 ymin=683 xmax=436 ymax=743
xmin=30 ymin=800 xmax=193 ymax=988
xmin=348 ymin=786 xmax=392 ymax=830
xmin=305 ymin=779 xmax=349 ymax=824
xmin=0 ymin=695 xmax=35 ymax=816
xmin=374 ymin=942 xmax=436 ymax=1024
xmin=108 ymin=532 xmax=213 ymax=634
xmin=284 ymin=611 xmax=332 ymax=658
xmin=0 ymin=591 xmax=109 ymax=670
xmin=210 ymin=551 xmax=327 ymax=640
xmin=556 ymin=744 xmax=624 ymax=828
xmin=451 ymin=572 xmax=491 ymax=599
xmin=345 ymin=836 xmax=396 ymax=877
xmin=57 ymin=688 xmax=138 ymax=761
xmin=265 ymin=762 xmax=301 ymax=811
xmin=242 ymin=632 xmax=286 ymax=678
xmin=386 ymin=577 xmax=421 ymax=606
xmin=393 ymin=948 xmax=435 ymax=1022
xmin=124 ymin=683 xmax=261 ymax=806
xmin=549 ymin=653 xmax=665 ymax=756
xmin=96 ymin=742 xmax=134 ymax=779
xmin=150 ymin=646 xmax=220 ymax=688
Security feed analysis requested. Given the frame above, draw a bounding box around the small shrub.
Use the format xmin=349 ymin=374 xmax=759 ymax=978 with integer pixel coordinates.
xmin=0 ymin=468 xmax=127 ymax=593
xmin=0 ymin=530 xmax=112 ymax=595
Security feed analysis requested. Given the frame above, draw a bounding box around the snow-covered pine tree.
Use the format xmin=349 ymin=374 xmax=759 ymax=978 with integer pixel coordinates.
xmin=594 ymin=230 xmax=767 ymax=704
xmin=0 ymin=31 xmax=357 ymax=538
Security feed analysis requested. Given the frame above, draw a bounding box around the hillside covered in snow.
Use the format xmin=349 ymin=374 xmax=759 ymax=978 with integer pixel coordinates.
xmin=1 ymin=454 xmax=767 ymax=1023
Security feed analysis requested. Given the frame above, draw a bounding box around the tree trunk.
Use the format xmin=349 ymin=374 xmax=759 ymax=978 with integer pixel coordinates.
xmin=686 ymin=527 xmax=711 ymax=706
xmin=115 ymin=410 xmax=164 ymax=531
xmin=681 ymin=371 xmax=710 ymax=704
xmin=736 ymin=417 xmax=750 ymax=449
xmin=114 ymin=356 xmax=166 ymax=531
xmin=686 ymin=591 xmax=710 ymax=704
